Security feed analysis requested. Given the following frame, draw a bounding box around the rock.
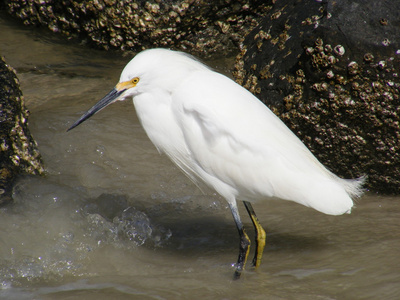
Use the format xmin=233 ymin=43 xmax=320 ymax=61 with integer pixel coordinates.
xmin=2 ymin=0 xmax=270 ymax=57
xmin=234 ymin=0 xmax=400 ymax=193
xmin=0 ymin=56 xmax=45 ymax=205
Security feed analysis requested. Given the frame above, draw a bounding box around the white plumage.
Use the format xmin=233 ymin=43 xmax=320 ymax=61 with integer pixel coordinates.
xmin=69 ymin=48 xmax=365 ymax=278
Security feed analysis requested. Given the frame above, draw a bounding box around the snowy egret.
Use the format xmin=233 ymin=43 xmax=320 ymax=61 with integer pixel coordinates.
xmin=68 ymin=48 xmax=365 ymax=279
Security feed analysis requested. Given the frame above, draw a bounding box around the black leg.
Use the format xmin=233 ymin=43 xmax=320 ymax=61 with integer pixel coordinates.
xmin=243 ymin=201 xmax=266 ymax=268
xmin=228 ymin=202 xmax=251 ymax=279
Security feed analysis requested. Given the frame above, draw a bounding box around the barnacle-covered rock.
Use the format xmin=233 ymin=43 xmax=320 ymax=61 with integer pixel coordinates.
xmin=234 ymin=0 xmax=400 ymax=193
xmin=0 ymin=56 xmax=45 ymax=205
xmin=2 ymin=0 xmax=271 ymax=57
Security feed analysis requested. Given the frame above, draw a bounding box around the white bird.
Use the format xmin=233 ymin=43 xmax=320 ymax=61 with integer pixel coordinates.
xmin=68 ymin=48 xmax=365 ymax=279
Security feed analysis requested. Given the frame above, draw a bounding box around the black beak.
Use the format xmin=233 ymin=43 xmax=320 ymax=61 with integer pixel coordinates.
xmin=67 ymin=87 xmax=124 ymax=131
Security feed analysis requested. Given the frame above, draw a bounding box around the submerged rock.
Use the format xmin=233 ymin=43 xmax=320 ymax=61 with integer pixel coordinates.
xmin=2 ymin=0 xmax=270 ymax=56
xmin=0 ymin=56 xmax=44 ymax=205
xmin=234 ymin=0 xmax=400 ymax=193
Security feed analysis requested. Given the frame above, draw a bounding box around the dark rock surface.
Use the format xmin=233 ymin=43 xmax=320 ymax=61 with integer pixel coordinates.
xmin=2 ymin=0 xmax=271 ymax=57
xmin=234 ymin=0 xmax=400 ymax=193
xmin=0 ymin=56 xmax=44 ymax=205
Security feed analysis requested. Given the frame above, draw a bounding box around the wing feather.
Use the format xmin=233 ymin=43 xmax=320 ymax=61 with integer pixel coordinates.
xmin=170 ymin=70 xmax=360 ymax=215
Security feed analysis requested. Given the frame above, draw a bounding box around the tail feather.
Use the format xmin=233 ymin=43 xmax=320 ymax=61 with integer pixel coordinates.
xmin=339 ymin=175 xmax=367 ymax=199
xmin=294 ymin=174 xmax=367 ymax=216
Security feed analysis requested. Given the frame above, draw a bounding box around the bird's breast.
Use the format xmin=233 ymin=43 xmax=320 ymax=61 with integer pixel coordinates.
xmin=132 ymin=93 xmax=197 ymax=179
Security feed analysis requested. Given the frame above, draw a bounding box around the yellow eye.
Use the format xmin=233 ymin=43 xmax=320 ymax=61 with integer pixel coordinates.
xmin=116 ymin=77 xmax=139 ymax=91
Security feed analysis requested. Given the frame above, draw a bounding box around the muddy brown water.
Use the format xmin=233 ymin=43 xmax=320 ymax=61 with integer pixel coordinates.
xmin=0 ymin=13 xmax=399 ymax=300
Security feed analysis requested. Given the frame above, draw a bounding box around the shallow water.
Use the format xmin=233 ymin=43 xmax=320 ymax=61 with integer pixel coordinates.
xmin=1 ymin=12 xmax=400 ymax=300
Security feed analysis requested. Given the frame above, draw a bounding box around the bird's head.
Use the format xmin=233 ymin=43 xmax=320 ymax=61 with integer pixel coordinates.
xmin=67 ymin=48 xmax=208 ymax=131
